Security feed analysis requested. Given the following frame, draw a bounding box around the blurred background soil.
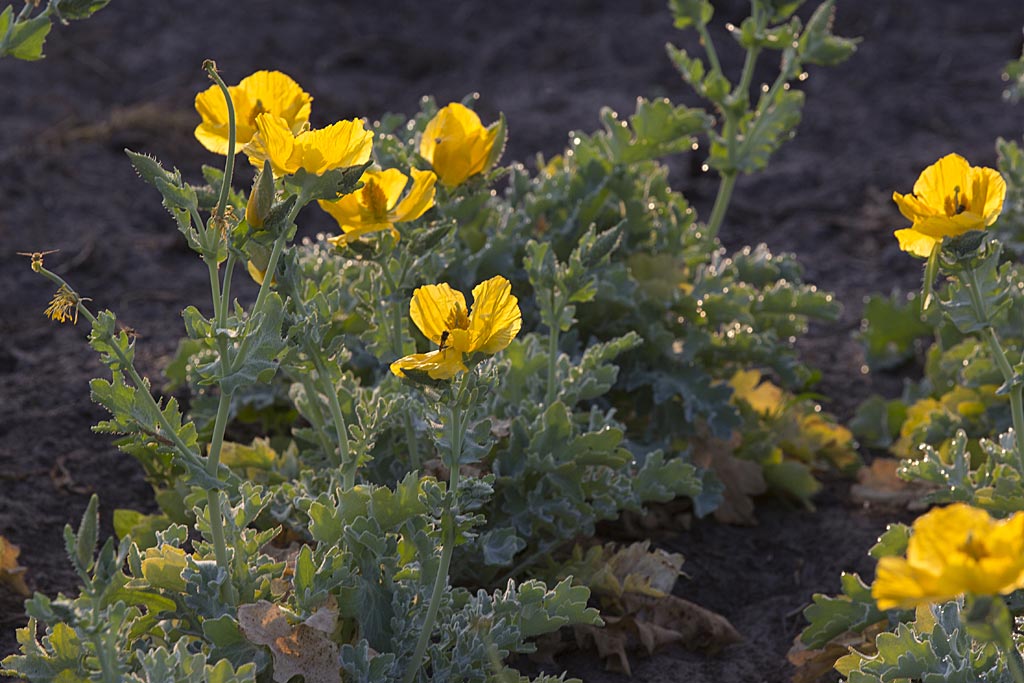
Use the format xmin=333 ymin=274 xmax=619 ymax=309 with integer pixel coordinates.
xmin=1 ymin=1 xmax=1022 ymax=680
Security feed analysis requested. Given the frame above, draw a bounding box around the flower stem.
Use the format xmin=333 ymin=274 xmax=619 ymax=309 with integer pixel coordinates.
xmin=545 ymin=303 xmax=560 ymax=406
xmin=401 ymin=393 xmax=464 ymax=683
xmin=281 ymin=271 xmax=353 ymax=479
xmin=705 ymin=172 xmax=737 ymax=241
xmin=998 ymin=630 xmax=1024 ymax=683
xmin=965 ymin=266 xmax=1024 ymax=469
xmin=204 ymin=385 xmax=238 ymax=604
xmin=203 ymin=61 xmax=238 ymax=222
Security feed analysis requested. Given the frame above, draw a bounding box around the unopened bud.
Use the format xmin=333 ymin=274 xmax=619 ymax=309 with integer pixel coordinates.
xmin=246 ymin=160 xmax=275 ymax=229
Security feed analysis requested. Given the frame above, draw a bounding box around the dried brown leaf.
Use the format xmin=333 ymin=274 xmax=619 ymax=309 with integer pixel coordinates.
xmin=238 ymin=600 xmax=341 ymax=683
xmin=787 ymin=622 xmax=884 ymax=683
xmin=0 ymin=535 xmax=29 ymax=596
xmin=850 ymin=458 xmax=929 ymax=510
xmin=692 ymin=431 xmax=766 ymax=525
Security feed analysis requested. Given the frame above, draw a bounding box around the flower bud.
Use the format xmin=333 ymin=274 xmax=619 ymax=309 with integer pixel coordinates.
xmin=246 ymin=160 xmax=275 ymax=229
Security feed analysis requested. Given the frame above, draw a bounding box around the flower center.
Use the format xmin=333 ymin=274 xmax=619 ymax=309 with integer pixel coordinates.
xmin=361 ymin=180 xmax=389 ymax=220
xmin=247 ymin=99 xmax=267 ymax=130
xmin=945 ymin=185 xmax=970 ymax=217
xmin=958 ymin=533 xmax=990 ymax=561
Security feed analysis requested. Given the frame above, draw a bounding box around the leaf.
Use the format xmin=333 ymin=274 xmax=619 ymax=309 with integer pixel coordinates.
xmin=599 ymin=99 xmax=711 ymax=164
xmin=53 ymin=0 xmax=110 ymax=21
xmin=667 ymin=0 xmax=713 ymax=29
xmin=712 ymin=89 xmax=804 ymax=174
xmin=238 ymin=600 xmax=342 ymax=683
xmin=797 ymin=0 xmax=860 ymax=66
xmin=801 ymin=572 xmax=885 ymax=649
xmin=0 ymin=535 xmax=30 ymax=596
xmin=4 ymin=14 xmax=52 ymax=61
xmin=286 ymin=163 xmax=370 ymax=202
xmin=858 ymin=292 xmax=931 ymax=371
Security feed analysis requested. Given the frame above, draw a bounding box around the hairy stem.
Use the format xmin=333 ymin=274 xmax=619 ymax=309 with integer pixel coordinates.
xmin=401 ymin=398 xmax=464 ymax=683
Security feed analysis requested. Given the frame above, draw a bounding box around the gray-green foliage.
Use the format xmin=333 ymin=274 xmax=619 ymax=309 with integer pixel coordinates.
xmin=0 ymin=0 xmax=108 ymax=61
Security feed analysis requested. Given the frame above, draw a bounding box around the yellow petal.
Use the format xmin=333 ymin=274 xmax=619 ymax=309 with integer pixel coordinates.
xmin=390 ymin=168 xmax=437 ymax=223
xmin=892 ymin=191 xmax=937 ymax=224
xmin=390 ymin=349 xmax=467 ymax=380
xmin=318 ymin=193 xmax=365 ymax=231
xmin=911 ymin=211 xmax=986 ymax=240
xmin=894 ymin=228 xmax=938 ymax=258
xmin=194 ymin=71 xmax=311 ymax=156
xmin=236 ymin=70 xmax=312 ymax=134
xmin=369 ymin=168 xmax=411 ymax=211
xmin=247 ymin=113 xmax=300 ymax=176
xmin=297 ymin=118 xmax=373 ymax=175
xmin=326 ymin=221 xmax=396 ymax=244
xmin=194 ymin=84 xmax=251 ymax=154
xmin=463 ymin=275 xmax=522 ymax=354
xmin=873 ymin=556 xmax=944 ymax=610
xmin=410 ymin=284 xmax=468 ymax=345
xmin=968 ymin=166 xmax=1007 ymax=225
xmin=912 ymin=153 xmax=971 ymax=212
xmin=420 ymin=103 xmax=489 ymax=187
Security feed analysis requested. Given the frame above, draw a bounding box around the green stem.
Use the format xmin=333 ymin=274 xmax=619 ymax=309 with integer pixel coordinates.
xmin=965 ymin=267 xmax=1024 ymax=468
xmin=310 ymin=351 xmax=352 ymax=478
xmin=204 ymin=390 xmax=238 ymax=604
xmin=205 ymin=254 xmax=224 ymax=326
xmin=298 ymin=374 xmax=337 ymax=460
xmin=219 ymin=250 xmax=237 ymax=329
xmin=545 ymin=290 xmax=560 ymax=405
xmin=404 ymin=411 xmax=420 ymax=473
xmin=203 ymin=62 xmax=238 ymax=221
xmin=999 ymin=632 xmax=1024 ymax=683
xmin=282 ymin=270 xmax=353 ymax=478
xmin=705 ymin=172 xmax=737 ymax=240
xmin=696 ymin=23 xmax=722 ymax=76
xmin=401 ymin=399 xmax=464 ymax=683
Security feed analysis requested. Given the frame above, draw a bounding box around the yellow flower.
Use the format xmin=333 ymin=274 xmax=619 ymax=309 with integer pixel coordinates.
xmin=320 ymin=167 xmax=437 ymax=244
xmin=391 ymin=275 xmax=521 ymax=380
xmin=892 ymin=153 xmax=1006 ymax=257
xmin=419 ymin=103 xmax=501 ymax=187
xmin=44 ymin=285 xmax=79 ymax=324
xmin=243 ymin=113 xmax=373 ymax=178
xmin=194 ymin=70 xmax=312 ymax=155
xmin=872 ymin=503 xmax=1024 ymax=610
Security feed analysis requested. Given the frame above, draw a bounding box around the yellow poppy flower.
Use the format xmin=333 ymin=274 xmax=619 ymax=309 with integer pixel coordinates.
xmin=319 ymin=167 xmax=437 ymax=245
xmin=419 ymin=103 xmax=501 ymax=187
xmin=194 ymin=70 xmax=312 ymax=155
xmin=892 ymin=154 xmax=1006 ymax=257
xmin=243 ymin=113 xmax=373 ymax=178
xmin=872 ymin=503 xmax=1024 ymax=610
xmin=391 ymin=276 xmax=521 ymax=380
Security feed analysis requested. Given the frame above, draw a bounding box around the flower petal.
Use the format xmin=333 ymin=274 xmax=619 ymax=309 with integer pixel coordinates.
xmin=236 ymin=70 xmax=312 ymax=134
xmin=247 ymin=113 xmax=300 ymax=176
xmin=912 ymin=153 xmax=971 ymax=212
xmin=894 ymin=228 xmax=938 ymax=258
xmin=390 ymin=349 xmax=467 ymax=380
xmin=464 ymin=275 xmax=522 ymax=354
xmin=892 ymin=191 xmax=937 ymax=223
xmin=968 ymin=166 xmax=1007 ymax=226
xmin=390 ymin=168 xmax=437 ymax=223
xmin=298 ymin=118 xmax=373 ymax=175
xmin=410 ymin=284 xmax=468 ymax=345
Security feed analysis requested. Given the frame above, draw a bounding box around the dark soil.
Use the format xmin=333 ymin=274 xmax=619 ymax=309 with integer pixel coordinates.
xmin=1 ymin=1 xmax=1023 ymax=681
